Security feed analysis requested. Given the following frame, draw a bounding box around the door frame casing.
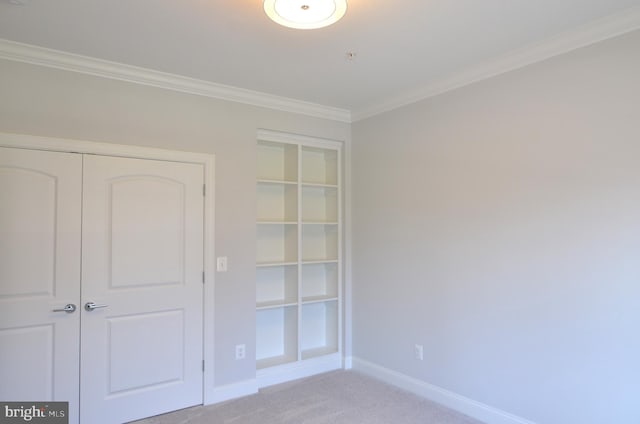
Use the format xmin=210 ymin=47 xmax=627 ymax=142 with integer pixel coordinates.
xmin=0 ymin=132 xmax=217 ymax=406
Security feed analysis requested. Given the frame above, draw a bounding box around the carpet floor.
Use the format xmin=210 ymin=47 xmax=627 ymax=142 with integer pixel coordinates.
xmin=131 ymin=370 xmax=485 ymax=424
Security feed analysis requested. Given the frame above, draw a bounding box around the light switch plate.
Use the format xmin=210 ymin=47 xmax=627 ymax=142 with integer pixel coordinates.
xmin=216 ymin=256 xmax=228 ymax=272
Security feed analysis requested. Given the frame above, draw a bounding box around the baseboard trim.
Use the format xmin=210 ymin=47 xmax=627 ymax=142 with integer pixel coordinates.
xmin=206 ymin=379 xmax=258 ymax=405
xmin=256 ymin=353 xmax=342 ymax=389
xmin=351 ymin=357 xmax=535 ymax=424
xmin=344 ymin=355 xmax=353 ymax=370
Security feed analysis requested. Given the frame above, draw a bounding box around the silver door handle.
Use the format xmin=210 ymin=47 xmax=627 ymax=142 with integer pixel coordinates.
xmin=85 ymin=302 xmax=108 ymax=311
xmin=53 ymin=303 xmax=77 ymax=313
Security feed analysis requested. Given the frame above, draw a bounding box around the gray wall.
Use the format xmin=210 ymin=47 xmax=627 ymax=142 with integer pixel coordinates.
xmin=0 ymin=59 xmax=349 ymax=387
xmin=352 ymin=30 xmax=640 ymax=424
xmin=3 ymin=26 xmax=640 ymax=424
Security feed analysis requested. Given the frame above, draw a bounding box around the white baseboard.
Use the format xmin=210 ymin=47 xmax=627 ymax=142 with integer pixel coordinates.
xmin=351 ymin=357 xmax=535 ymax=424
xmin=344 ymin=355 xmax=353 ymax=370
xmin=256 ymin=353 xmax=342 ymax=388
xmin=206 ymin=379 xmax=258 ymax=405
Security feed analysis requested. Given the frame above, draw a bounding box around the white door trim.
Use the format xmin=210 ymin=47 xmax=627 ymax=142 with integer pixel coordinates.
xmin=0 ymin=132 xmax=217 ymax=406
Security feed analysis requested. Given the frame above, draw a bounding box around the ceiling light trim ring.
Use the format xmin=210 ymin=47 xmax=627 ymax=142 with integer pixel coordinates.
xmin=264 ymin=0 xmax=347 ymax=30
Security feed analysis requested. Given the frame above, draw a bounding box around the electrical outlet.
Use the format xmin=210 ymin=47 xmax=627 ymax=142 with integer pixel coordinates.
xmin=414 ymin=344 xmax=424 ymax=361
xmin=235 ymin=344 xmax=246 ymax=360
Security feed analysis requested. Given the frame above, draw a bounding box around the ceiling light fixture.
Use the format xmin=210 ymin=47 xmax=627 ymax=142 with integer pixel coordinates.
xmin=264 ymin=0 xmax=347 ymax=30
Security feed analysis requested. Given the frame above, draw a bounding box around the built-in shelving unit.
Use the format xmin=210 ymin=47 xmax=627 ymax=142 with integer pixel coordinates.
xmin=256 ymin=131 xmax=342 ymax=386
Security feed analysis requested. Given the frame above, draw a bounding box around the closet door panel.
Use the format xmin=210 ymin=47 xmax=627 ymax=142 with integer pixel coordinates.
xmin=80 ymin=155 xmax=204 ymax=424
xmin=0 ymin=147 xmax=82 ymax=424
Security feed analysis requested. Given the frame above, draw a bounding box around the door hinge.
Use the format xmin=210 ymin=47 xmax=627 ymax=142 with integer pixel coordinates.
xmin=202 ymin=360 xmax=205 ymax=372
xmin=202 ymin=271 xmax=205 ymax=284
xmin=203 ymin=184 xmax=206 ymax=196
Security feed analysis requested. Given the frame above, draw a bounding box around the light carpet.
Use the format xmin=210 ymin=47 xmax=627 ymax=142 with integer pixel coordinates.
xmin=131 ymin=370 xmax=484 ymax=424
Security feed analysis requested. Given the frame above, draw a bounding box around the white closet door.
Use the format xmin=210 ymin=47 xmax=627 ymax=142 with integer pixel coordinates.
xmin=0 ymin=147 xmax=82 ymax=424
xmin=80 ymin=155 xmax=204 ymax=424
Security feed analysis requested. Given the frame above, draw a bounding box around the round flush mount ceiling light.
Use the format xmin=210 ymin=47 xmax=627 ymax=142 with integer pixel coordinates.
xmin=264 ymin=0 xmax=347 ymax=30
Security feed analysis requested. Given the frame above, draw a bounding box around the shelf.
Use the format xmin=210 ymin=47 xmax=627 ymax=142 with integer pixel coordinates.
xmin=257 ymin=224 xmax=297 ymax=265
xmin=256 ymin=264 xmax=298 ymax=308
xmin=257 ymin=261 xmax=298 ymax=268
xmin=301 ymin=259 xmax=338 ymax=265
xmin=257 ymin=141 xmax=298 ymax=183
xmin=301 ymin=301 xmax=338 ymax=358
xmin=302 ymin=185 xmax=337 ymax=223
xmin=301 ymin=295 xmax=338 ymax=305
xmin=301 ymin=182 xmax=338 ymax=188
xmin=257 ymin=182 xmax=297 ymax=222
xmin=258 ymin=179 xmax=298 ymax=185
xmin=256 ymin=300 xmax=299 ymax=310
xmin=302 ymin=224 xmax=338 ymax=262
xmin=301 ymin=346 xmax=339 ymax=361
xmin=257 ymin=354 xmax=298 ymax=370
xmin=301 ymin=146 xmax=337 ymax=186
xmin=302 ymin=262 xmax=338 ymax=301
xmin=256 ymin=137 xmax=341 ymax=376
xmin=256 ymin=306 xmax=298 ymax=369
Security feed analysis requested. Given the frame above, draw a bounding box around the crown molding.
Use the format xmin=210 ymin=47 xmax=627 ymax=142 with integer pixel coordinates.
xmin=0 ymin=38 xmax=351 ymax=123
xmin=1 ymin=6 xmax=638 ymax=124
xmin=352 ymin=6 xmax=640 ymax=121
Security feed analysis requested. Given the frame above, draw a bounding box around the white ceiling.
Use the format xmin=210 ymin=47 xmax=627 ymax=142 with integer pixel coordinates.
xmin=1 ymin=0 xmax=639 ymax=120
